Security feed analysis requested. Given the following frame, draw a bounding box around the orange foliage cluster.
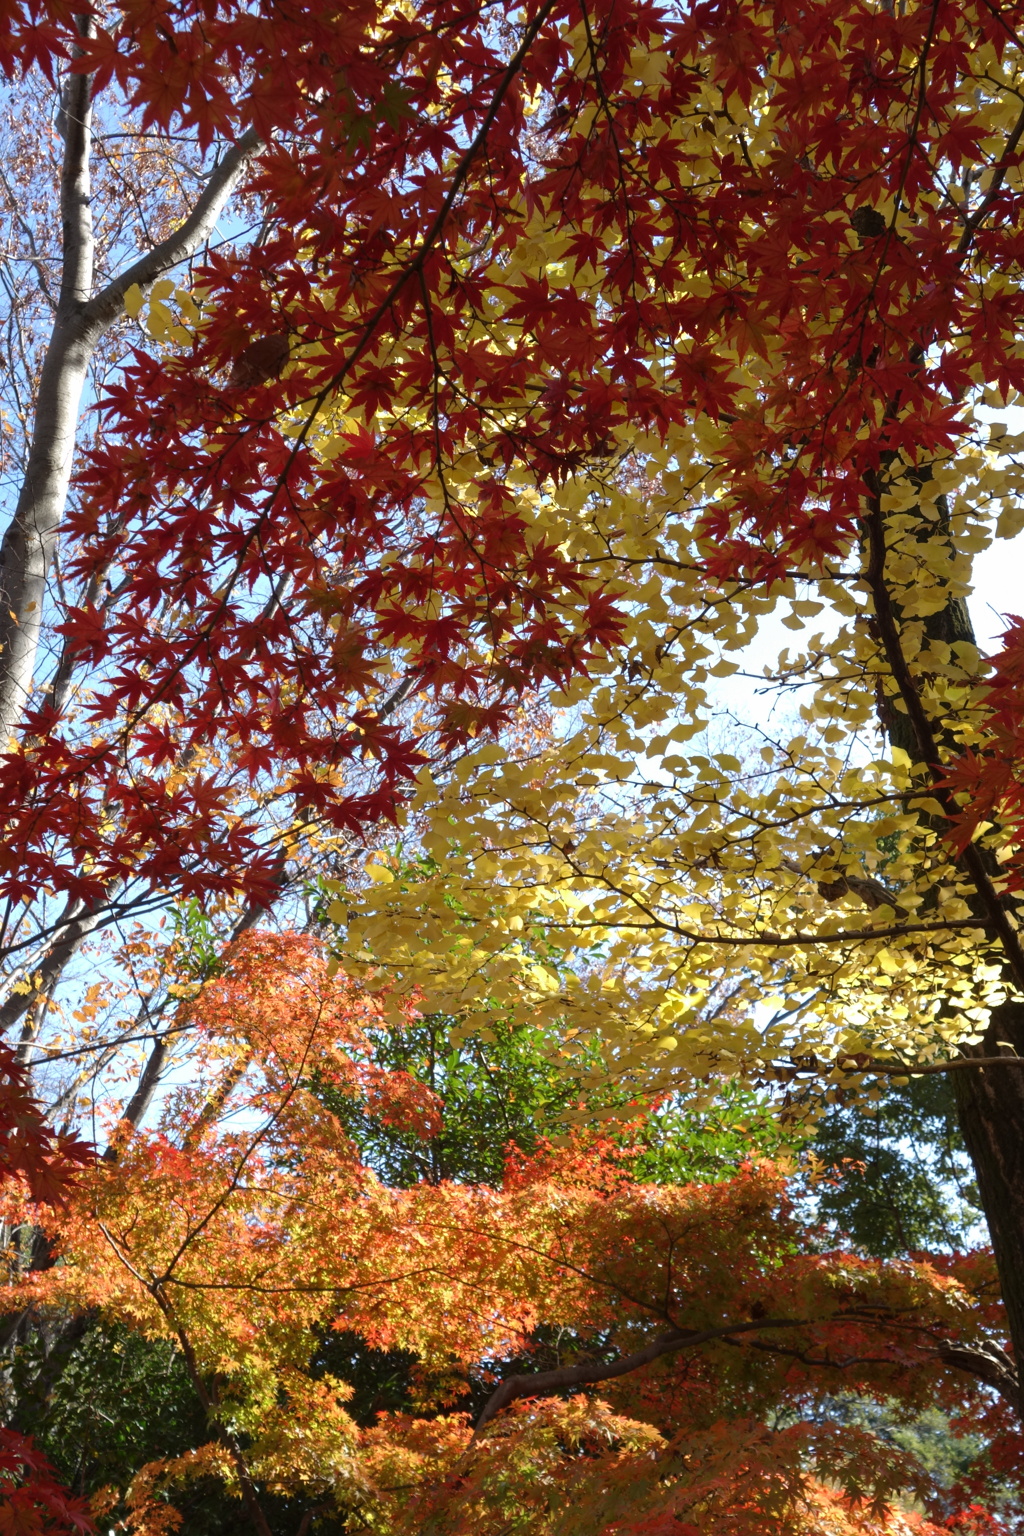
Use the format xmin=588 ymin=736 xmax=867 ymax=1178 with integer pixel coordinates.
xmin=0 ymin=935 xmax=1013 ymax=1535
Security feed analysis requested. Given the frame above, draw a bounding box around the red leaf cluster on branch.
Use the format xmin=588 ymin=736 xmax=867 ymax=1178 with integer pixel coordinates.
xmin=0 ymin=1045 xmax=92 ymax=1206
xmin=1 ymin=0 xmax=1024 ymax=922
xmin=943 ymin=616 xmax=1024 ymax=884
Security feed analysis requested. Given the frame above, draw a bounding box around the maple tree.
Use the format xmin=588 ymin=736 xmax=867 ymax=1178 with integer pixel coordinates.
xmin=0 ymin=932 xmax=1014 ymax=1536
xmin=0 ymin=0 xmax=625 ymax=1054
xmin=0 ymin=0 xmax=1020 ymax=1240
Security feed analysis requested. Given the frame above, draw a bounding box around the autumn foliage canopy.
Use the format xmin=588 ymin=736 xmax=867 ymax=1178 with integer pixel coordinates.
xmin=1 ymin=0 xmax=1024 ymax=1530
xmin=0 ymin=0 xmax=1018 ymax=909
xmin=0 ymin=933 xmax=1015 ymax=1535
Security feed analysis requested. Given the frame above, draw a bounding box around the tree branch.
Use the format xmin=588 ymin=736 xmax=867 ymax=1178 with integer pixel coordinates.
xmin=0 ymin=123 xmax=262 ymax=737
xmin=82 ymin=126 xmax=263 ymax=330
xmin=473 ymin=1311 xmax=1013 ymax=1436
xmin=938 ymin=1338 xmax=1020 ymax=1413
xmin=856 ymin=1054 xmax=1024 ymax=1077
xmin=56 ymin=16 xmax=95 ymax=312
xmin=110 ymin=1033 xmax=170 ymax=1144
xmin=0 ymin=898 xmax=104 ymax=1035
xmin=150 ymin=1281 xmax=275 ymax=1536
xmin=957 ymin=100 xmax=1024 ymax=254
xmin=769 ymin=1050 xmax=1024 ymax=1080
xmin=473 ymin=1318 xmax=815 ymax=1433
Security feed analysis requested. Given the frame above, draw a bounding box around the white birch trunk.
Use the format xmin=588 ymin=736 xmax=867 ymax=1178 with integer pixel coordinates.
xmin=0 ymin=31 xmax=262 ymax=737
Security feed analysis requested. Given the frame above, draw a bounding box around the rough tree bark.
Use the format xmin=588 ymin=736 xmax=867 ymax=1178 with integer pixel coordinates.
xmin=951 ymin=1002 xmax=1024 ymax=1395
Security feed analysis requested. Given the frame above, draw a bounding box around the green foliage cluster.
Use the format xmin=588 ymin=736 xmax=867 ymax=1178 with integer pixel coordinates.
xmin=5 ymin=1321 xmax=201 ymax=1496
xmin=315 ymin=1011 xmax=800 ymax=1188
xmin=809 ymin=1075 xmax=983 ymax=1258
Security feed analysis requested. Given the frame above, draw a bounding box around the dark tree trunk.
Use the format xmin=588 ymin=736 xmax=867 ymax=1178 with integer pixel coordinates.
xmin=873 ymin=490 xmax=1024 ymax=1393
xmin=952 ymin=1000 xmax=1024 ymax=1384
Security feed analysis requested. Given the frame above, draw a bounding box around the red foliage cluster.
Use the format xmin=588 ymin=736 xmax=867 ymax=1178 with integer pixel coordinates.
xmin=943 ymin=617 xmax=1024 ymax=883
xmin=2 ymin=0 xmax=1022 ymax=914
xmin=0 ymin=1429 xmax=92 ymax=1536
xmin=0 ymin=1045 xmax=91 ymax=1207
xmin=0 ymin=1054 xmax=92 ymax=1529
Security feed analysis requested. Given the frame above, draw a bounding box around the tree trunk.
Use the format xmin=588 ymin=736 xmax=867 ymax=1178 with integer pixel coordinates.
xmin=0 ymin=36 xmax=261 ymax=740
xmin=0 ymin=24 xmax=96 ymax=737
xmin=868 ymin=483 xmax=1024 ymax=1388
xmin=0 ymin=57 xmax=260 ymax=1011
xmin=952 ymin=1002 xmax=1024 ymax=1384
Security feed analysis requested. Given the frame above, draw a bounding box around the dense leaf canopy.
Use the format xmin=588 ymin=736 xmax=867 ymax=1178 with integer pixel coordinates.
xmin=0 ymin=935 xmax=1013 ymax=1533
xmin=0 ymin=0 xmax=1023 ymax=1529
